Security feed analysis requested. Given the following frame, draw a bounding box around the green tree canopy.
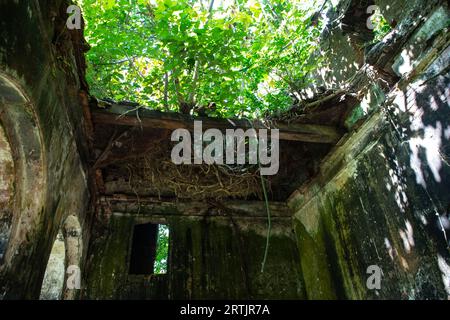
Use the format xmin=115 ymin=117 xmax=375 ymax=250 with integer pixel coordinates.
xmin=154 ymin=224 xmax=169 ymax=274
xmin=80 ymin=0 xmax=325 ymax=117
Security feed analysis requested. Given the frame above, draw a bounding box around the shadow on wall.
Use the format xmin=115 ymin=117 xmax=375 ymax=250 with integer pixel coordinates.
xmin=389 ymin=42 xmax=450 ymax=238
xmin=290 ymin=3 xmax=450 ymax=299
xmin=378 ymin=61 xmax=450 ymax=298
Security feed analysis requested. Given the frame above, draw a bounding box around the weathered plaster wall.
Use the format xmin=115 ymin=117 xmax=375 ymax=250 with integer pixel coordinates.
xmin=289 ymin=1 xmax=450 ymax=299
xmin=374 ymin=0 xmax=441 ymax=27
xmin=0 ymin=1 xmax=90 ymax=299
xmin=311 ymin=0 xmax=445 ymax=93
xmin=84 ymin=214 xmax=305 ymax=300
xmin=39 ymin=231 xmax=66 ymax=300
xmin=0 ymin=124 xmax=14 ymax=264
xmin=307 ymin=0 xmax=374 ymax=93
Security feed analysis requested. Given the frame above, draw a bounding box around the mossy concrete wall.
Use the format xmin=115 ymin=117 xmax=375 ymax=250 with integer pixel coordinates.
xmin=291 ymin=111 xmax=450 ymax=299
xmin=0 ymin=1 xmax=90 ymax=299
xmin=84 ymin=214 xmax=305 ymax=300
xmin=289 ymin=1 xmax=450 ymax=299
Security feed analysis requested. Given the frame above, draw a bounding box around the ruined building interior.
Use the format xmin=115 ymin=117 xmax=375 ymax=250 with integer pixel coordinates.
xmin=0 ymin=0 xmax=449 ymax=300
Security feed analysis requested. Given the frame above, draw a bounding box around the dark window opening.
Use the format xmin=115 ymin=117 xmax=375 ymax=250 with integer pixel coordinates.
xmin=129 ymin=223 xmax=169 ymax=275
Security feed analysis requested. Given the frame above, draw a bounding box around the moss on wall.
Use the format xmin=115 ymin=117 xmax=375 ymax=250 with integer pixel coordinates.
xmin=0 ymin=0 xmax=90 ymax=299
xmin=84 ymin=214 xmax=305 ymax=300
xmin=291 ymin=78 xmax=450 ymax=299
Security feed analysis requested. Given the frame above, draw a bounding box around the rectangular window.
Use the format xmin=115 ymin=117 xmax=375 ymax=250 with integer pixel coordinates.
xmin=129 ymin=223 xmax=169 ymax=275
xmin=154 ymin=224 xmax=169 ymax=274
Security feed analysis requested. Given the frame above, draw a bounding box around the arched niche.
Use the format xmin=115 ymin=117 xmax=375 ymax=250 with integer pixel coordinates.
xmin=39 ymin=231 xmax=66 ymax=300
xmin=0 ymin=71 xmax=46 ymax=269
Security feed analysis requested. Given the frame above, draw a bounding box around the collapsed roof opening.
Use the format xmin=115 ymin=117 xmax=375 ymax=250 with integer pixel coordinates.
xmin=80 ymin=0 xmax=328 ymax=118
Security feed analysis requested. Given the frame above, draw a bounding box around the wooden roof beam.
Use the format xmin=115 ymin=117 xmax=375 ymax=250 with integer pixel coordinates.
xmin=91 ymin=104 xmax=344 ymax=144
xmin=104 ymin=194 xmax=292 ymax=218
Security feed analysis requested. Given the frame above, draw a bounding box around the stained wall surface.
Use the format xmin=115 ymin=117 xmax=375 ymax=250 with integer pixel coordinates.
xmin=0 ymin=0 xmax=90 ymax=299
xmin=289 ymin=0 xmax=450 ymax=299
